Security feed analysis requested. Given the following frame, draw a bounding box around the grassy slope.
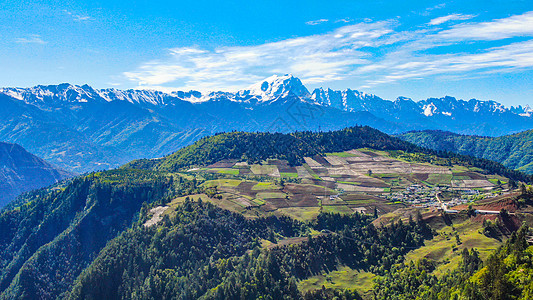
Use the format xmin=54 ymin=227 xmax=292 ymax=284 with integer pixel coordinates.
xmin=405 ymin=216 xmax=501 ymax=276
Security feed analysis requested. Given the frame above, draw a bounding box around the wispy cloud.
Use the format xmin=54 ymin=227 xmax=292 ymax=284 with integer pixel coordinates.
xmin=64 ymin=10 xmax=92 ymax=22
xmin=429 ymin=13 xmax=474 ymax=25
xmin=124 ymin=11 xmax=533 ymax=92
xmin=438 ymin=11 xmax=533 ymax=40
xmin=124 ymin=21 xmax=398 ymax=91
xmin=357 ymin=40 xmax=533 ymax=86
xmin=306 ymin=19 xmax=329 ymax=25
xmin=14 ymin=34 xmax=46 ymax=44
xmin=335 ymin=18 xmax=353 ymax=23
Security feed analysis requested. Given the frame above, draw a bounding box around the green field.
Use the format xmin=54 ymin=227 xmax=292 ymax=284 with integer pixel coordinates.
xmin=277 ymin=207 xmax=321 ymax=221
xmin=251 ymin=198 xmax=266 ymax=205
xmin=213 ymin=168 xmax=239 ymax=175
xmin=488 ymin=178 xmax=505 ymax=185
xmin=427 ymin=173 xmax=453 ymax=185
xmin=250 ymin=164 xmax=278 ymax=175
xmin=302 ymin=164 xmax=321 ymax=180
xmin=201 ymin=179 xmax=242 ymax=187
xmin=280 ymin=172 xmax=298 ymax=178
xmin=322 ymin=205 xmax=354 ymax=214
xmin=298 ymin=266 xmax=375 ymax=297
xmin=251 ymin=182 xmax=280 ymax=190
xmin=337 ymin=181 xmax=359 ymax=185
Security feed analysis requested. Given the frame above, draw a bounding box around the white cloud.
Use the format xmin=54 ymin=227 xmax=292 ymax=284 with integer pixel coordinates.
xmin=14 ymin=34 xmax=46 ymax=44
xmin=73 ymin=15 xmax=91 ymax=21
xmin=63 ymin=10 xmax=92 ymax=22
xmin=335 ymin=18 xmax=353 ymax=23
xmin=357 ymin=40 xmax=533 ymax=87
xmin=429 ymin=13 xmax=474 ymax=25
xmin=438 ymin=11 xmax=533 ymax=40
xmin=306 ymin=19 xmax=329 ymax=25
xmin=124 ymin=21 xmax=398 ymax=91
xmin=123 ymin=12 xmax=533 ymax=92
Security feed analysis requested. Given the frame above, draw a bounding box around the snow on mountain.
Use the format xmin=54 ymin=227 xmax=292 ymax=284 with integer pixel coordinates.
xmin=422 ymin=103 xmax=437 ymax=116
xmin=520 ymin=105 xmax=533 ymax=117
xmin=0 ymin=84 xmax=102 ymax=104
xmin=97 ymin=88 xmax=169 ymax=105
xmin=0 ymin=84 xmax=204 ymax=106
xmin=0 ymin=76 xmax=530 ymax=120
xmin=310 ymin=87 xmax=386 ymax=112
xmin=510 ymin=104 xmax=533 ymax=117
xmin=237 ymin=74 xmax=310 ymax=102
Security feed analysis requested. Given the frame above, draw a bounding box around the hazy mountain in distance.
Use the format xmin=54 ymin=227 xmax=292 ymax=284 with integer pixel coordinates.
xmin=0 ymin=142 xmax=72 ymax=207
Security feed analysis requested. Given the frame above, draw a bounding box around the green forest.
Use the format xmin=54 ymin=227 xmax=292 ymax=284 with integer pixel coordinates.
xmin=398 ymin=129 xmax=533 ymax=174
xmin=67 ymin=201 xmax=431 ymax=299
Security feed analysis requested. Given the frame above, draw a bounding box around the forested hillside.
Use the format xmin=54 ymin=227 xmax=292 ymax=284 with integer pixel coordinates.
xmin=67 ymin=201 xmax=431 ymax=299
xmin=128 ymin=126 xmax=532 ymax=183
xmin=398 ymin=130 xmax=533 ymax=174
xmin=0 ymin=169 xmax=193 ymax=299
xmin=374 ymin=225 xmax=533 ymax=299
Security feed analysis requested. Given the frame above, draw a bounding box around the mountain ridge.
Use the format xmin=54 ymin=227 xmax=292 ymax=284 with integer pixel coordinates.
xmin=2 ymin=74 xmax=531 ymax=114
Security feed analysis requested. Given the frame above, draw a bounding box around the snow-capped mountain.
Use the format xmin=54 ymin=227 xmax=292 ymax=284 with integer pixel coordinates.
xmin=237 ymin=74 xmax=311 ymax=101
xmin=0 ymin=74 xmax=532 ymax=173
xmin=510 ymin=104 xmax=533 ymax=117
xmin=1 ymin=75 xmax=527 ymax=119
xmin=310 ymin=87 xmax=387 ymax=112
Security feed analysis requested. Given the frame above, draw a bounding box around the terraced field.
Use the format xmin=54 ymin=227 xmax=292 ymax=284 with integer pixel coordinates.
xmin=171 ymin=148 xmax=507 ymax=221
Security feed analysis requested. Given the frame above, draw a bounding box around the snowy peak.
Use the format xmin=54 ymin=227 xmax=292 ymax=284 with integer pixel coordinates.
xmin=0 ymin=79 xmax=530 ymax=121
xmin=238 ymin=74 xmax=310 ymax=101
xmin=0 ymin=84 xmax=103 ymax=104
xmin=419 ymin=96 xmax=509 ymax=116
xmin=310 ymin=87 xmax=384 ymax=112
xmin=0 ymin=84 xmax=199 ymax=107
xmin=512 ymin=104 xmax=533 ymax=117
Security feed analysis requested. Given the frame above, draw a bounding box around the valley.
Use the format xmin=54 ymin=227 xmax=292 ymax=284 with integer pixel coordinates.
xmin=399 ymin=129 xmax=533 ymax=174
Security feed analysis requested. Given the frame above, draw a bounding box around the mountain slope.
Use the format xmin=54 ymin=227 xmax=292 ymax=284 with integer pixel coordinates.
xmin=398 ymin=129 xmax=533 ymax=174
xmin=0 ymin=142 xmax=71 ymax=207
xmin=0 ymin=170 xmax=177 ymax=299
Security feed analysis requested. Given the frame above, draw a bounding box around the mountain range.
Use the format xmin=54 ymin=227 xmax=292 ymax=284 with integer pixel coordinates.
xmin=1 ymin=74 xmax=532 ymax=173
xmin=0 ymin=142 xmax=71 ymax=207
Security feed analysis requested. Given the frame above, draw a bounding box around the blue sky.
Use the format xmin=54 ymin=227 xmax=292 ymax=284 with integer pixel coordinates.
xmin=1 ymin=0 xmax=532 ymax=106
